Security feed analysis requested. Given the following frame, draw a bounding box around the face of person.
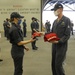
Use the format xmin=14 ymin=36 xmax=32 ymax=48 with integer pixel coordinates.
xmin=14 ymin=18 xmax=22 ymax=25
xmin=54 ymin=8 xmax=62 ymax=16
xmin=32 ymin=19 xmax=35 ymax=22
xmin=17 ymin=18 xmax=22 ymax=25
xmin=17 ymin=18 xmax=21 ymax=21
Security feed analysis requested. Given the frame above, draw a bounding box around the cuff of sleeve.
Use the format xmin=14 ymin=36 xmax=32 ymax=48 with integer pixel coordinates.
xmin=15 ymin=38 xmax=22 ymax=44
xmin=58 ymin=40 xmax=62 ymax=44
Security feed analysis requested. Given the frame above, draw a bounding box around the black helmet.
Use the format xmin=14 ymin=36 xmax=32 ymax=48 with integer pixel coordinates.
xmin=10 ymin=12 xmax=24 ymax=19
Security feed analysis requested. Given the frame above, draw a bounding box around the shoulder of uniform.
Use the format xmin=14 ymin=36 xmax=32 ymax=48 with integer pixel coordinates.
xmin=10 ymin=25 xmax=18 ymax=32
xmin=63 ymin=16 xmax=70 ymax=21
xmin=53 ymin=19 xmax=57 ymax=22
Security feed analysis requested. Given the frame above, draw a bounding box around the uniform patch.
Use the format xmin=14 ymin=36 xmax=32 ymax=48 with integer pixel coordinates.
xmin=61 ymin=22 xmax=65 ymax=25
xmin=68 ymin=25 xmax=70 ymax=28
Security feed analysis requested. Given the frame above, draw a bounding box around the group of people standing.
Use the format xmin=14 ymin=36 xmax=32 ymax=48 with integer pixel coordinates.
xmin=3 ymin=18 xmax=27 ymax=39
xmin=1 ymin=3 xmax=74 ymax=75
xmin=3 ymin=17 xmax=39 ymax=41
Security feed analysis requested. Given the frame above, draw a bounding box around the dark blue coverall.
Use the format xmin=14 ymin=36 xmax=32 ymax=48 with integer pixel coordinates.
xmin=22 ymin=21 xmax=27 ymax=37
xmin=5 ymin=21 xmax=10 ymax=40
xmin=31 ymin=21 xmax=37 ymax=49
xmin=51 ymin=15 xmax=71 ymax=75
xmin=9 ymin=23 xmax=24 ymax=75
